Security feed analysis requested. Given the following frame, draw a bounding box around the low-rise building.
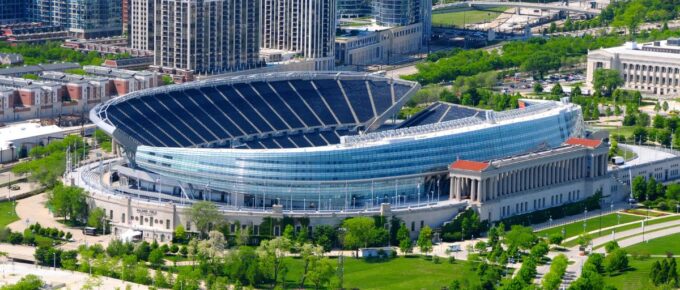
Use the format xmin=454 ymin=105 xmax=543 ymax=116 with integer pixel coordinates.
xmin=335 ymin=22 xmax=424 ymax=66
xmin=587 ymin=39 xmax=680 ymax=97
xmin=0 ymin=122 xmax=64 ymax=162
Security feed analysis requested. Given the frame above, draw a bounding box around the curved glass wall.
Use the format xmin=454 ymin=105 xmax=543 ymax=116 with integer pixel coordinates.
xmin=134 ymin=104 xmax=582 ymax=211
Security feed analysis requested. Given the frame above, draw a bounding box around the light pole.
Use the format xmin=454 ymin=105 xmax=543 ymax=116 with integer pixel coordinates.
xmin=549 ymin=216 xmax=553 ymax=228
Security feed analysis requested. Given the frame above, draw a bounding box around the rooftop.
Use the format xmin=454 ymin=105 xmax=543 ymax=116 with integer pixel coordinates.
xmin=450 ymin=160 xmax=490 ymax=172
xmin=0 ymin=122 xmax=63 ymax=149
xmin=565 ymin=137 xmax=602 ymax=148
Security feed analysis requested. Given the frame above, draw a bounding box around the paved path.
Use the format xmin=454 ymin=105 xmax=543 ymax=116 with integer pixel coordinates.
xmin=0 ymin=244 xmax=36 ymax=263
xmin=7 ymin=193 xmax=113 ymax=251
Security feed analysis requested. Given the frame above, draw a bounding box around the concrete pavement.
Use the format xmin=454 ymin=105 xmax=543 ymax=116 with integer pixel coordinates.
xmin=7 ymin=193 xmax=113 ymax=251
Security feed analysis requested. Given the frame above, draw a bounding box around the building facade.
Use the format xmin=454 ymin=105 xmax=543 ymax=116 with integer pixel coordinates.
xmin=259 ymin=0 xmax=336 ymax=70
xmin=336 ymin=23 xmax=424 ymax=65
xmin=587 ymin=39 xmax=680 ymax=97
xmin=0 ymin=0 xmax=26 ymax=25
xmin=450 ymin=138 xmax=611 ymax=221
xmin=152 ymin=0 xmax=261 ymax=75
xmin=25 ymin=0 xmax=122 ymax=38
xmin=129 ymin=0 xmax=155 ymax=51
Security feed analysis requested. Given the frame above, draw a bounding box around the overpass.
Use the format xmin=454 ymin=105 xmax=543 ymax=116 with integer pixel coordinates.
xmin=433 ymin=1 xmax=602 ymax=15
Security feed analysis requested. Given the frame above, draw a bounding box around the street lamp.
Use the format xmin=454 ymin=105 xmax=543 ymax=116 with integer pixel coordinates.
xmin=549 ymin=216 xmax=553 ymax=228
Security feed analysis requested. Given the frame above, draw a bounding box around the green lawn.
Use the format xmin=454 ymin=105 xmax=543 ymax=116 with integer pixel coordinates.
xmin=536 ymin=213 xmax=644 ymax=240
xmin=625 ymin=232 xmax=680 ymax=256
xmin=601 ymin=126 xmax=636 ymax=138
xmin=432 ymin=7 xmax=507 ymax=27
xmin=602 ymin=258 xmax=661 ymax=290
xmin=0 ymin=201 xmax=18 ymax=229
xmin=282 ymin=256 xmax=479 ymax=290
xmin=565 ymin=215 xmax=680 ymax=248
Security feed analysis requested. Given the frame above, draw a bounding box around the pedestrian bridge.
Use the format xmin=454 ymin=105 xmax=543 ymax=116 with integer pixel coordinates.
xmin=433 ymin=1 xmax=601 ymax=15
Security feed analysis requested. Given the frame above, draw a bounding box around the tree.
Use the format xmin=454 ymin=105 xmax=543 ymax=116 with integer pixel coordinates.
xmin=313 ymin=225 xmax=337 ymax=252
xmin=307 ymin=258 xmax=335 ymax=290
xmin=148 ymin=248 xmax=165 ymax=268
xmin=632 ymin=176 xmax=647 ymax=201
xmin=397 ymin=223 xmax=412 ymax=254
xmin=548 ymin=233 xmax=563 ymax=246
xmin=633 ymin=126 xmax=648 ymax=144
xmin=188 ymin=201 xmax=221 ymax=238
xmin=503 ymin=225 xmax=537 ymax=250
xmin=299 ymin=243 xmax=324 ymax=288
xmin=135 ymin=241 xmax=151 ymax=261
xmin=604 ymin=248 xmax=629 ymax=274
xmin=577 ymin=234 xmax=592 ymax=249
xmin=551 ymin=83 xmax=564 ymax=97
xmin=533 ymin=82 xmax=544 ymax=94
xmin=162 ymin=75 xmax=174 ymax=86
xmin=1 ymin=274 xmax=44 ymax=290
xmin=87 ymin=208 xmax=106 ymax=234
xmin=521 ymin=51 xmax=560 ymax=80
xmin=653 ymin=115 xmax=666 ymax=129
xmin=572 ymin=85 xmax=582 ymax=97
xmin=530 ymin=241 xmax=549 ymax=259
xmin=257 ymin=237 xmax=292 ymax=287
xmin=174 ymin=225 xmax=187 ymax=243
xmin=604 ymin=241 xmax=620 ymax=254
xmin=342 ymin=217 xmax=375 ymax=256
xmin=417 ymin=226 xmax=433 ymax=256
xmin=612 ymin=1 xmax=645 ymax=37
xmin=663 ymin=101 xmax=670 ymax=112
xmin=50 ymin=184 xmax=87 ymax=223
xmin=592 ymin=69 xmax=623 ymax=97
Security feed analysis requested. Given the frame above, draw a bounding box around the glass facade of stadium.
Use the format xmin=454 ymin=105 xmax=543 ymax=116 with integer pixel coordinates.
xmin=132 ymin=104 xmax=582 ymax=211
xmin=91 ymin=72 xmax=583 ymax=212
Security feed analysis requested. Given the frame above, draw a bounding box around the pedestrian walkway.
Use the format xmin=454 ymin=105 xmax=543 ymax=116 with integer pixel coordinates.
xmin=6 ymin=193 xmax=113 ymax=251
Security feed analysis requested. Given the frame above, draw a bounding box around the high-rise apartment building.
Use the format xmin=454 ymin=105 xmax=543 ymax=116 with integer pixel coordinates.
xmin=130 ymin=0 xmax=155 ymax=51
xmin=260 ymin=0 xmax=336 ymax=69
xmin=373 ymin=0 xmax=431 ymax=43
xmin=337 ymin=0 xmax=372 ymax=19
xmin=0 ymin=0 xmax=26 ymax=25
xmin=25 ymin=0 xmax=122 ymax=38
xmin=152 ymin=0 xmax=261 ymax=75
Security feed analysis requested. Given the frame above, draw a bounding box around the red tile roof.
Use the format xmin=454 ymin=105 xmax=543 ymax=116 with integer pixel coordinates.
xmin=450 ymin=160 xmax=490 ymax=172
xmin=565 ymin=137 xmax=602 ymax=148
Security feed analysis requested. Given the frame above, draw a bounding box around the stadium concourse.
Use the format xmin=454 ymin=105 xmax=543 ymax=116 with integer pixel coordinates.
xmin=74 ymin=71 xmax=587 ymax=241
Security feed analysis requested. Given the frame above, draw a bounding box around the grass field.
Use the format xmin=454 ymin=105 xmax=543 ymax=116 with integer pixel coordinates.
xmin=565 ymin=215 xmax=680 ymax=248
xmin=602 ymin=258 xmax=661 ymax=290
xmin=625 ymin=232 xmax=680 ymax=256
xmin=536 ymin=213 xmax=644 ymax=240
xmin=432 ymin=7 xmax=507 ymax=27
xmin=282 ymin=256 xmax=480 ymax=290
xmin=0 ymin=201 xmax=18 ymax=229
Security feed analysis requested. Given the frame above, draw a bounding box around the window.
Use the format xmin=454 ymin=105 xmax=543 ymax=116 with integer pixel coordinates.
xmin=122 ymin=213 xmax=126 ymax=223
xmin=166 ymin=219 xmax=170 ymax=230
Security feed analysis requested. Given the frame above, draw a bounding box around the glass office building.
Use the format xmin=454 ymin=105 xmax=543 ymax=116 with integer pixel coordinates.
xmin=92 ymin=72 xmax=583 ymax=211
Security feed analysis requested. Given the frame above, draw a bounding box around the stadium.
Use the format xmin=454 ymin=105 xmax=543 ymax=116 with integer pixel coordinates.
xmin=77 ymin=71 xmax=584 ymax=240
